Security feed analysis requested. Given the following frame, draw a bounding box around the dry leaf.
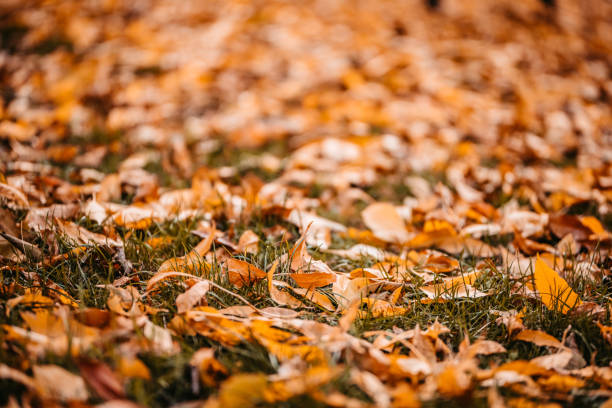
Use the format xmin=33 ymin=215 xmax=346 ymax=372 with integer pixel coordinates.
xmin=267 ymin=260 xmax=304 ymax=308
xmin=362 ymin=202 xmax=410 ymax=243
xmin=290 ymin=272 xmax=336 ymax=289
xmin=33 ymin=365 xmax=89 ymax=402
xmin=190 ymin=348 xmax=228 ymax=387
xmin=514 ymin=330 xmax=563 ymax=349
xmin=237 ymin=230 xmax=259 ymax=254
xmin=533 ymin=256 xmax=581 ymax=314
xmin=118 ymin=356 xmax=151 ymax=380
xmin=225 ymin=258 xmax=267 ymax=288
xmin=77 ymin=360 xmax=125 ymax=400
xmin=176 ymin=280 xmax=211 ymax=313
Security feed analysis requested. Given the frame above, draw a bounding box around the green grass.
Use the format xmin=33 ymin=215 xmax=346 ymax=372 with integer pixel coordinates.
xmin=1 ymin=209 xmax=611 ymax=407
xmin=1 ymin=148 xmax=612 ymax=407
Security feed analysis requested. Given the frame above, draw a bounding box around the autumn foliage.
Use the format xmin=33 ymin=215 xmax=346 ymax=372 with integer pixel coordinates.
xmin=1 ymin=0 xmax=612 ymax=407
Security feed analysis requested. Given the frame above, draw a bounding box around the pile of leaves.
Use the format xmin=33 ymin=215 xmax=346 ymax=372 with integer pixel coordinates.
xmin=1 ymin=0 xmax=612 ymax=406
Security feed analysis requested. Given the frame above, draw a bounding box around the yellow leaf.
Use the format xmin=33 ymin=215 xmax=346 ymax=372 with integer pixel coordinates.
xmin=145 ymin=236 xmax=173 ymax=249
xmin=158 ymin=231 xmax=215 ymax=274
xmin=423 ymin=219 xmax=456 ymax=236
xmin=216 ymin=373 xmax=268 ymax=408
xmin=533 ymin=256 xmax=581 ymax=313
xmin=292 ymin=287 xmax=335 ymax=311
xmin=265 ymin=366 xmax=340 ymax=402
xmin=339 ymin=228 xmax=387 ymax=246
xmin=6 ymin=290 xmax=54 ymax=315
xmin=580 ymin=216 xmax=609 ymax=239
xmin=496 ymin=360 xmax=552 ymax=377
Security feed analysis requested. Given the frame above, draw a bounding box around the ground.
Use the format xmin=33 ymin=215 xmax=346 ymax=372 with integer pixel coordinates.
xmin=1 ymin=0 xmax=612 ymax=407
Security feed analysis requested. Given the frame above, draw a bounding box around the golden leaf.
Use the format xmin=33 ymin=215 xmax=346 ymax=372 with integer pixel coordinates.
xmin=533 ymin=256 xmax=581 ymax=314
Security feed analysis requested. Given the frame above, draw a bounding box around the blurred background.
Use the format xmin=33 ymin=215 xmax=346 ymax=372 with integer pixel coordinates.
xmin=0 ymin=0 xmax=611 ymax=184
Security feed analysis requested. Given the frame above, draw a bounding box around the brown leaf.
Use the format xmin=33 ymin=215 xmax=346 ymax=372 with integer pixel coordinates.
xmin=0 ymin=182 xmax=29 ymax=209
xmin=464 ymin=340 xmax=507 ymax=357
xmin=549 ymin=214 xmax=592 ymax=241
xmin=55 ymin=219 xmax=122 ymax=247
xmin=77 ymin=359 xmax=125 ymax=400
xmin=190 ymin=348 xmax=227 ymax=387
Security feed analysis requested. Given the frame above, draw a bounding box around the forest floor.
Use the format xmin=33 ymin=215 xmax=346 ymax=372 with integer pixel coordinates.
xmin=1 ymin=1 xmax=612 ymax=407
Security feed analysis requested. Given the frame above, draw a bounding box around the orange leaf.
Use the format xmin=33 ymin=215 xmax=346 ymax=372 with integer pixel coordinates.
xmin=290 ymin=272 xmax=336 ymax=289
xmin=362 ymin=202 xmax=410 ymax=243
xmin=225 ymin=258 xmax=266 ymax=288
xmin=580 ymin=216 xmax=609 ymax=239
xmin=596 ymin=322 xmax=612 ymax=347
xmin=339 ymin=228 xmax=387 ymax=246
xmin=533 ymin=256 xmax=581 ymax=314
xmin=514 ymin=329 xmax=563 ymax=348
xmin=118 ymin=356 xmax=151 ymax=380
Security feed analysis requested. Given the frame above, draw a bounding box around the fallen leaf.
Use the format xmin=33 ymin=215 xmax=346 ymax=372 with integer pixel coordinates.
xmin=514 ymin=330 xmax=563 ymax=349
xmin=190 ymin=348 xmax=227 ymax=387
xmin=208 ymin=373 xmax=268 ymax=408
xmin=176 ymin=280 xmax=211 ymax=313
xmin=464 ymin=340 xmax=507 ymax=357
xmin=362 ymin=202 xmax=410 ymax=243
xmin=56 ymin=219 xmax=122 ymax=247
xmin=597 ymin=322 xmax=612 ymax=347
xmin=0 ymin=363 xmax=36 ymax=390
xmin=237 ymin=230 xmax=259 ymax=254
xmin=531 ymin=350 xmax=584 ymax=370
xmin=290 ymin=272 xmax=336 ymax=289
xmin=225 ymin=258 xmax=267 ymax=288
xmin=436 ymin=364 xmax=472 ymax=398
xmin=0 ymin=182 xmax=29 ymax=209
xmin=33 ymin=365 xmax=89 ymax=402
xmin=118 ymin=356 xmax=151 ymax=380
xmin=77 ymin=359 xmax=125 ymax=400
xmin=267 ymin=260 xmax=304 ymax=308
xmin=533 ymin=256 xmax=581 ymax=314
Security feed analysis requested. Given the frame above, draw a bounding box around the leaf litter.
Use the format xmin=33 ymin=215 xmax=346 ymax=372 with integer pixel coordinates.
xmin=1 ymin=0 xmax=612 ymax=407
